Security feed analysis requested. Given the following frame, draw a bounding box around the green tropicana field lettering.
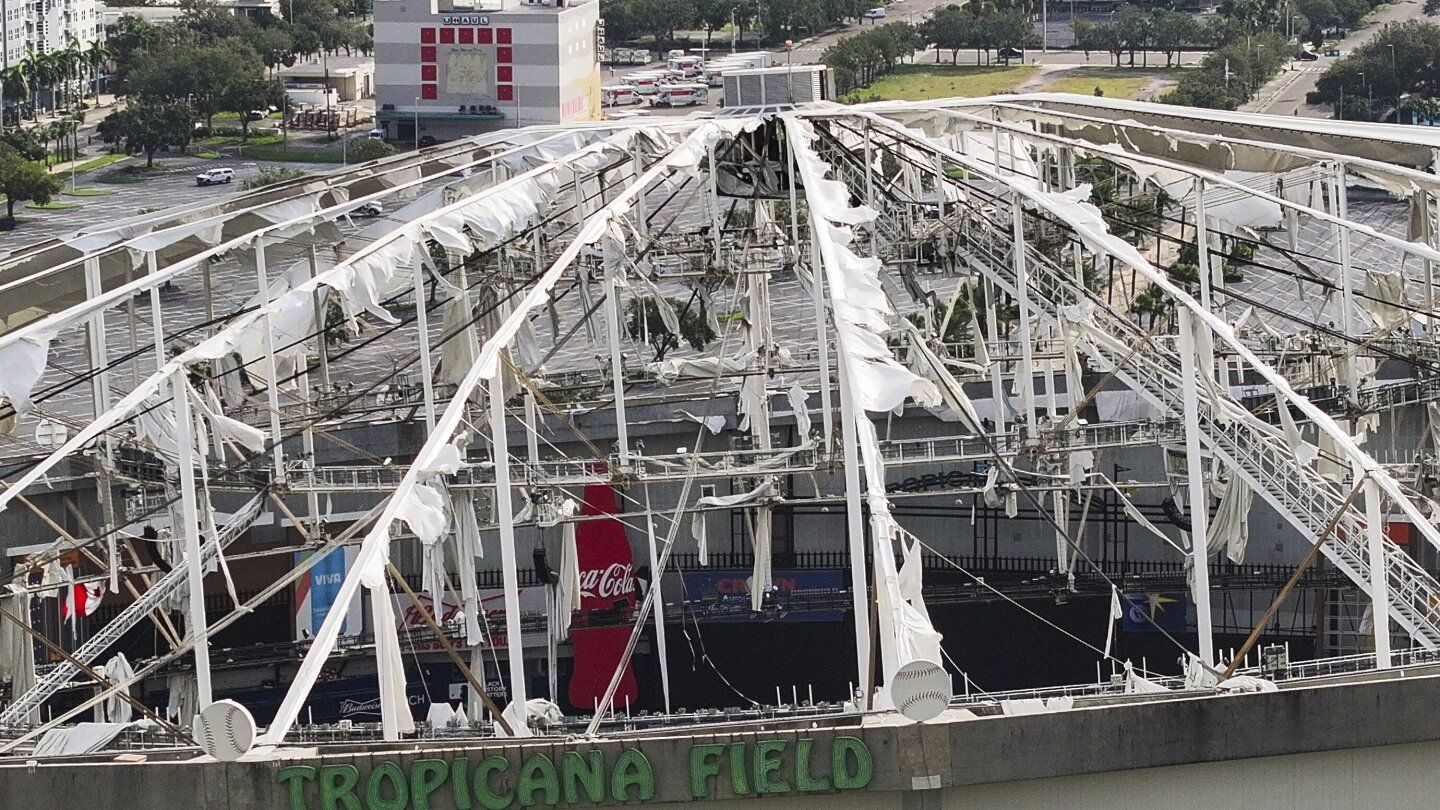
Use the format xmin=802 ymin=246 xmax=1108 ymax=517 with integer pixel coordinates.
xmin=276 ymin=737 xmax=872 ymax=809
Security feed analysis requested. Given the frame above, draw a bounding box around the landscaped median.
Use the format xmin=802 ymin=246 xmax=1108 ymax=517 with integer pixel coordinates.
xmin=51 ymin=153 xmax=128 ymax=175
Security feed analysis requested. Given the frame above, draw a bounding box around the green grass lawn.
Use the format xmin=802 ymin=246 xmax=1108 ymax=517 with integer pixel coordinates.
xmin=63 ymin=153 xmax=128 ymax=174
xmin=858 ymin=63 xmax=1038 ymax=101
xmin=60 ymin=186 xmax=114 ymax=197
xmin=27 ymin=200 xmax=80 ymax=210
xmin=1041 ymin=71 xmax=1163 ymax=100
xmin=193 ymin=149 xmax=222 ymax=159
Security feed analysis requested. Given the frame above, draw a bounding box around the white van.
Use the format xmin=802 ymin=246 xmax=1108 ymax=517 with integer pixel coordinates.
xmin=864 ymin=6 xmax=887 ymax=18
xmin=196 ymin=167 xmax=235 ymax=186
xmin=652 ymin=84 xmax=710 ymax=107
xmin=602 ymin=85 xmax=644 ymax=107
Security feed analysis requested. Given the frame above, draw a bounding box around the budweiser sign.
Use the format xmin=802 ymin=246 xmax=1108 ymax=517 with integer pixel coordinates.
xmin=580 ymin=562 xmax=635 ymax=602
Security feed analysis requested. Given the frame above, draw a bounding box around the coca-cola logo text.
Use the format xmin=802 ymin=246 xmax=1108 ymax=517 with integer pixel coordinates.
xmin=579 ymin=563 xmax=635 ymax=601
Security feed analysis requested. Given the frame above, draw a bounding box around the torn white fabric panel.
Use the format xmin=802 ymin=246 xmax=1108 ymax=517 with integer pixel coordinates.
xmin=737 ymin=375 xmax=767 ymax=433
xmin=1124 ymin=661 xmax=1169 ymax=694
xmin=1104 ymin=585 xmax=1123 ymax=659
xmin=551 ymin=499 xmax=581 ymax=644
xmin=0 ymin=593 xmax=34 ymax=722
xmin=1068 ymin=450 xmax=1094 ymax=484
xmin=982 ymin=466 xmax=1003 ymax=509
xmin=196 ymin=388 xmax=266 ymax=454
xmin=1052 ymin=490 xmax=1070 ymax=574
xmin=437 ymin=290 xmax=482 ymax=386
xmin=416 ymin=443 xmax=466 ymax=478
xmin=98 ymin=653 xmax=134 ymax=724
xmin=898 ymin=538 xmax=934 ymax=626
xmin=396 ymin=483 xmax=449 ymax=547
xmin=1277 ymin=396 xmax=1318 ymax=466
xmin=690 ymin=511 xmax=709 ymax=566
xmin=1361 ymin=269 xmax=1408 ymax=329
xmin=368 ymin=577 xmax=415 ymax=740
xmin=647 ymin=354 xmax=752 ymax=384
xmin=453 ymin=492 xmax=484 ymax=643
xmin=0 ymin=330 xmax=57 ymax=428
xmin=697 ymin=480 xmax=776 ymax=510
xmin=125 ymin=219 xmax=225 ymax=258
xmin=1205 ymin=470 xmax=1254 ymax=564
xmin=787 ymin=117 xmax=941 ymax=416
xmin=134 ymin=391 xmax=182 ymax=463
xmin=676 ymin=409 xmax=726 ymax=435
xmin=749 ymin=506 xmax=773 ymax=612
xmin=788 ymin=384 xmax=812 ymax=443
xmin=32 ymin=723 xmax=132 ymax=757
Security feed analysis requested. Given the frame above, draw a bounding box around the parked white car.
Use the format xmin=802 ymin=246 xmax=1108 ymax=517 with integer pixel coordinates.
xmin=864 ymin=6 xmax=887 ymax=18
xmin=354 ymin=201 xmax=383 ymax=218
xmin=196 ymin=168 xmax=235 ymax=186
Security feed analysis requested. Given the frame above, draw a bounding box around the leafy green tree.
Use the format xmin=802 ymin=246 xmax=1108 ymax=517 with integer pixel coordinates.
xmin=97 ymin=100 xmax=194 ymax=167
xmin=225 ymin=76 xmax=285 ymax=140
xmin=346 ymin=136 xmax=396 ymax=163
xmin=0 ymin=126 xmax=45 ymax=161
xmin=1074 ymin=20 xmax=1122 ymax=65
xmin=922 ymin=5 xmax=970 ymax=63
xmin=1313 ymin=21 xmax=1440 ymax=115
xmin=1150 ymin=9 xmax=1200 ymax=67
xmin=974 ymin=11 xmax=1036 ymax=65
xmin=0 ymin=144 xmax=61 ymax=221
xmin=1113 ymin=5 xmax=1153 ymax=67
xmin=125 ymin=39 xmax=267 ymax=128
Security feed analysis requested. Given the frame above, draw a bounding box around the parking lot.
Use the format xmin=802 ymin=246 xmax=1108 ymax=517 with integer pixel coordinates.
xmin=0 ymin=154 xmax=339 ymax=255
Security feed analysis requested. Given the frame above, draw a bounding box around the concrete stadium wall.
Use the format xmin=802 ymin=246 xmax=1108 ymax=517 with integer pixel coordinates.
xmin=5 ymin=668 xmax=1440 ymax=809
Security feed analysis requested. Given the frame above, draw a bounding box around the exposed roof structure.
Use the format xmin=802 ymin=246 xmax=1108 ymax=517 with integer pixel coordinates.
xmin=2 ymin=94 xmax=1440 ymax=754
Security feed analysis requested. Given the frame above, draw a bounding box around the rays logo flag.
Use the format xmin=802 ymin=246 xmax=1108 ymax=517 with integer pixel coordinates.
xmin=566 ymin=483 xmax=639 ymax=712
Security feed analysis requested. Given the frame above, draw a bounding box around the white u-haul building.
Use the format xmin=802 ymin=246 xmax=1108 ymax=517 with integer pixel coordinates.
xmin=373 ymin=0 xmax=602 ymax=143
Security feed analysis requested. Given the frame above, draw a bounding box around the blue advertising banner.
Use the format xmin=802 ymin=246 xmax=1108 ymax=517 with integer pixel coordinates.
xmin=681 ymin=569 xmax=845 ymax=622
xmin=1121 ymin=591 xmax=1189 ymax=634
xmin=293 ymin=547 xmax=361 ymax=639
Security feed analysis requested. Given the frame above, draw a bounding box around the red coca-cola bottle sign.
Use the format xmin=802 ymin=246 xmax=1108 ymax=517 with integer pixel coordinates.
xmin=567 ymin=483 xmax=640 ymax=711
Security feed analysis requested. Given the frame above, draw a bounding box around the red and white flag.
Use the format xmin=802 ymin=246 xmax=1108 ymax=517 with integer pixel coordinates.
xmin=61 ymin=569 xmax=105 ymax=623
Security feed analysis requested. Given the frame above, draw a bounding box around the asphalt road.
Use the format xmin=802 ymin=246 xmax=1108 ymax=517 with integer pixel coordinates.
xmin=1243 ymin=0 xmax=1426 ymax=116
xmin=0 ymin=154 xmax=337 ymax=255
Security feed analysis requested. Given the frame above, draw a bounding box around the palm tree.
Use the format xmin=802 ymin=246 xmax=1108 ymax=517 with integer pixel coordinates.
xmin=84 ymin=40 xmax=110 ymax=103
xmin=21 ymin=51 xmax=60 ymax=118
xmin=54 ymin=38 xmax=84 ymax=111
xmin=0 ymin=65 xmax=28 ymax=133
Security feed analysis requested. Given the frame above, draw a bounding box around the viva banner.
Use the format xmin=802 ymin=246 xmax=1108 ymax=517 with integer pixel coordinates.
xmin=567 ymin=483 xmax=639 ymax=712
xmin=294 ymin=546 xmax=363 ymax=640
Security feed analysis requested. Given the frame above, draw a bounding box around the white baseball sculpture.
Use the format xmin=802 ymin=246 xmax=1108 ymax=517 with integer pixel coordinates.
xmin=889 ymin=661 xmax=952 ymax=722
xmin=194 ymin=699 xmax=257 ymax=761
